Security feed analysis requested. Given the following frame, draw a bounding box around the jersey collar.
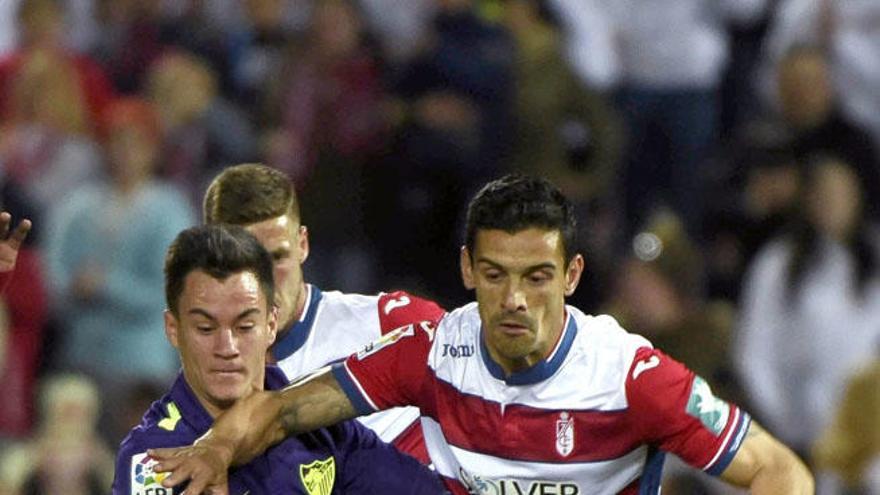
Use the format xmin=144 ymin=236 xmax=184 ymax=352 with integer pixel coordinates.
xmin=271 ymin=284 xmax=323 ymax=362
xmin=480 ymin=311 xmax=577 ymax=385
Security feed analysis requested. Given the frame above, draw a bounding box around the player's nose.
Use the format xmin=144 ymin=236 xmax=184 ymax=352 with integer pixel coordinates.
xmin=213 ymin=327 xmax=240 ymax=357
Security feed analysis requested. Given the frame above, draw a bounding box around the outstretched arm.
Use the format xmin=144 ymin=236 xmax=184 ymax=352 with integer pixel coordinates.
xmin=150 ymin=368 xmax=357 ymax=495
xmin=720 ymin=421 xmax=815 ymax=493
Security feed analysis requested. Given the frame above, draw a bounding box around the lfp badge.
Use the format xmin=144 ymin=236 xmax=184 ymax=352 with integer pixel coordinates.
xmin=131 ymin=453 xmax=171 ymax=495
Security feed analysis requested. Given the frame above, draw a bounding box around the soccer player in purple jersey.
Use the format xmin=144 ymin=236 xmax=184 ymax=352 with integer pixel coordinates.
xmin=111 ymin=225 xmax=445 ymax=495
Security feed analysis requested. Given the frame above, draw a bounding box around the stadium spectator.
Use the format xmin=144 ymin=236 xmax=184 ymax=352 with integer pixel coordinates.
xmin=0 ymin=373 xmax=114 ymax=495
xmin=736 ymin=155 xmax=880 ymax=457
xmin=0 ymin=48 xmax=102 ymax=215
xmin=0 ymin=0 xmax=114 ymax=134
xmin=146 ymin=51 xmax=258 ymax=206
xmin=702 ymin=123 xmax=802 ymax=302
xmin=0 ymin=187 xmax=45 ymax=438
xmin=91 ymin=1 xmax=167 ymax=94
xmin=152 ymin=174 xmax=812 ymax=494
xmin=264 ymin=0 xmax=390 ymax=291
xmin=501 ymin=0 xmax=622 ymax=206
xmin=366 ymin=0 xmax=515 ymax=304
xmin=609 ymin=0 xmax=767 ymax=239
xmin=757 ymin=0 xmax=880 ymax=149
xmin=772 ymin=44 xmax=880 ymax=221
xmin=43 ymin=97 xmax=194 ymax=444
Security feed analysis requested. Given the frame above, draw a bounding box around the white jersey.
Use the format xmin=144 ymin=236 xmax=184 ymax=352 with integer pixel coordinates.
xmin=273 ymin=285 xmax=445 ymax=460
xmin=334 ymin=303 xmax=750 ymax=494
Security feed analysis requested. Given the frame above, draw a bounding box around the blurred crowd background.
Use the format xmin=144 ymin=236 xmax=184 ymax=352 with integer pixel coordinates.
xmin=0 ymin=0 xmax=879 ymax=493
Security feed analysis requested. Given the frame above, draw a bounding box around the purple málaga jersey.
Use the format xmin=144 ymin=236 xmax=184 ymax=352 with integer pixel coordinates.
xmin=112 ymin=366 xmax=447 ymax=495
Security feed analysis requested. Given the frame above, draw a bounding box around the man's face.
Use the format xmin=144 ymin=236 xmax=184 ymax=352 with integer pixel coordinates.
xmin=461 ymin=228 xmax=583 ymax=374
xmin=245 ymin=214 xmax=308 ymax=330
xmin=165 ymin=270 xmax=277 ymax=417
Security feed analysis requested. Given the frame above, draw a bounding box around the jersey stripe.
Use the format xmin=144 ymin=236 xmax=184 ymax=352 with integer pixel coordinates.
xmin=704 ymin=409 xmax=751 ymax=475
xmin=428 ymin=372 xmax=643 ymax=463
xmin=332 ymin=362 xmax=378 ymax=413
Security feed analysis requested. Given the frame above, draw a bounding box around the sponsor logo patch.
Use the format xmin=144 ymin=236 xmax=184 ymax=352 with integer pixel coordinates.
xmin=131 ymin=453 xmax=171 ymax=495
xmin=299 ymin=456 xmax=336 ymax=495
xmin=356 ymin=324 xmax=415 ymax=360
xmin=686 ymin=376 xmax=730 ymax=436
xmin=459 ymin=468 xmax=580 ymax=495
xmin=556 ymin=412 xmax=575 ymax=457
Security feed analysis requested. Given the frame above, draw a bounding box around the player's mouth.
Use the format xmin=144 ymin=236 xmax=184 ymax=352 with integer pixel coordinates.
xmin=212 ymin=367 xmax=246 ymax=377
xmin=497 ymin=321 xmax=531 ymax=336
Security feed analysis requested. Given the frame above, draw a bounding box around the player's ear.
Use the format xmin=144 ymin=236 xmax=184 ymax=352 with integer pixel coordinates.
xmin=564 ymin=254 xmax=585 ymax=296
xmin=460 ymin=246 xmax=475 ymax=289
xmin=298 ymin=225 xmax=309 ymax=264
xmin=164 ymin=310 xmax=180 ymax=348
xmin=267 ymin=305 xmax=278 ymax=345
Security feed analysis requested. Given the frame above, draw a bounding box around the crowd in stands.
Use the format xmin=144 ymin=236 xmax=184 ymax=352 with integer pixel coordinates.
xmin=1 ymin=0 xmax=879 ymax=493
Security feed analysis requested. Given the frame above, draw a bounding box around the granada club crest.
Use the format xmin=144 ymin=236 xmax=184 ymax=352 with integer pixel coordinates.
xmin=556 ymin=412 xmax=574 ymax=457
xmin=299 ymin=457 xmax=336 ymax=495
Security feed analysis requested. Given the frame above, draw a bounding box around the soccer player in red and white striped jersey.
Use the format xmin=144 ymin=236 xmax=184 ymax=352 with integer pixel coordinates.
xmin=153 ymin=175 xmax=813 ymax=495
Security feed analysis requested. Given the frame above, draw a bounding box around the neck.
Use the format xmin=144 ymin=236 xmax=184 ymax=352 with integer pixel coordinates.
xmin=276 ymin=282 xmax=309 ymax=340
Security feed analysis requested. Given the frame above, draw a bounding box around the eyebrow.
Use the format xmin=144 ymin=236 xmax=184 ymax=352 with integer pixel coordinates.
xmin=187 ymin=307 xmax=262 ymax=321
xmin=476 ymin=257 xmax=557 ymax=272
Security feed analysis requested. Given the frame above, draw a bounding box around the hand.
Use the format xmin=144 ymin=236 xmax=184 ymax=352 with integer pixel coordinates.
xmin=150 ymin=433 xmax=234 ymax=495
xmin=0 ymin=212 xmax=31 ymax=273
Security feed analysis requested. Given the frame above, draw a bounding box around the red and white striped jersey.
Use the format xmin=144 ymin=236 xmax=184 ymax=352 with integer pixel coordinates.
xmin=274 ymin=284 xmax=445 ymax=463
xmin=333 ymin=303 xmax=750 ymax=494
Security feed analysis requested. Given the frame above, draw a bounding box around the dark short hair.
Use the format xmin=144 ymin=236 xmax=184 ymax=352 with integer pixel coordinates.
xmin=164 ymin=224 xmax=275 ymax=315
xmin=464 ymin=174 xmax=577 ymax=261
xmin=203 ymin=163 xmax=300 ymax=225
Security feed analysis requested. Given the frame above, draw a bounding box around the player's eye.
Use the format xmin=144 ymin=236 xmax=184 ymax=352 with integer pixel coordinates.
xmin=484 ymin=270 xmax=503 ymax=282
xmin=196 ymin=324 xmax=215 ymax=333
xmin=528 ymin=272 xmax=551 ymax=284
xmin=238 ymin=323 xmax=256 ymax=332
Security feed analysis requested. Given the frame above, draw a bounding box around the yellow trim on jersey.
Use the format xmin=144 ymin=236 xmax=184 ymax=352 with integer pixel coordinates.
xmin=158 ymin=402 xmax=182 ymax=431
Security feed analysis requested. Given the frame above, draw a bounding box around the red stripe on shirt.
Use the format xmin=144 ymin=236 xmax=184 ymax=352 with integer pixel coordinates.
xmin=424 ymin=374 xmax=644 ymax=463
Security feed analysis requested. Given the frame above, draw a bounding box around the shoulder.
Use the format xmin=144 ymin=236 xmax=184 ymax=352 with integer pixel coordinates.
xmin=320 ymin=289 xmax=379 ymax=312
xmin=114 ymin=400 xmax=194 ymax=495
xmin=376 ymin=290 xmax=446 ymax=333
xmin=571 ymin=309 xmax=653 ymax=366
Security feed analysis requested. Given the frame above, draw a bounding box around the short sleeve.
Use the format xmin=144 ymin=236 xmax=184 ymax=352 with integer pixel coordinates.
xmin=625 ymin=347 xmax=751 ymax=476
xmin=332 ymin=320 xmax=438 ymax=415
xmin=376 ymin=291 xmax=446 ymax=334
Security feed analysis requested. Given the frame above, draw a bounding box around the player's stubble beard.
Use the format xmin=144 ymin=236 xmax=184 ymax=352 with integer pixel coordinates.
xmin=487 ymin=313 xmax=538 ymax=363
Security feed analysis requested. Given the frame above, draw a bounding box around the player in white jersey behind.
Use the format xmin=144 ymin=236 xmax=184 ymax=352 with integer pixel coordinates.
xmin=154 ymin=174 xmax=813 ymax=494
xmin=201 ymin=164 xmax=445 ymax=463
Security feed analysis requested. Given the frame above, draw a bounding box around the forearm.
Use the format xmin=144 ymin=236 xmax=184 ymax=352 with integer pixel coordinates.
xmin=277 ymin=368 xmax=358 ymax=436
xmin=225 ymin=368 xmax=358 ymax=464
xmin=748 ymin=456 xmax=815 ymax=494
xmin=721 ymin=422 xmax=815 ymax=494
